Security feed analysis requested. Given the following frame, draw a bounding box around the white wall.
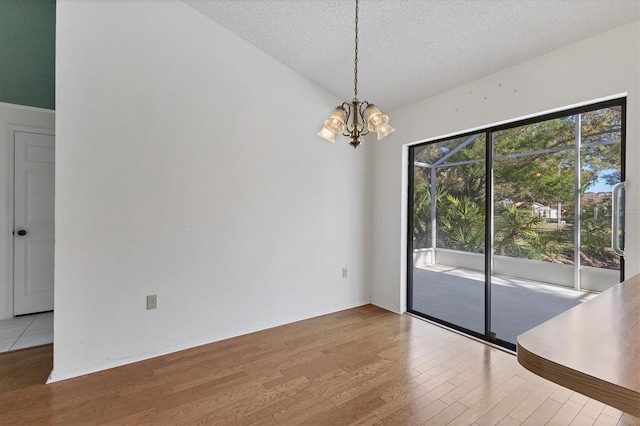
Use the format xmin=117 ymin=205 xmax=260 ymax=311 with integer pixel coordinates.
xmin=0 ymin=103 xmax=54 ymax=320
xmin=52 ymin=0 xmax=371 ymax=381
xmin=371 ymin=21 xmax=640 ymax=313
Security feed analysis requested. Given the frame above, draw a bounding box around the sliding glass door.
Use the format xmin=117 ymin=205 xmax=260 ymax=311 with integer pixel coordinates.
xmin=409 ymin=134 xmax=486 ymax=338
xmin=408 ymin=99 xmax=625 ymax=350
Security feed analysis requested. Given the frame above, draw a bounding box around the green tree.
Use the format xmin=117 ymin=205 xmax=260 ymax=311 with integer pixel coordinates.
xmin=494 ymin=204 xmax=541 ymax=258
xmin=580 ymin=198 xmax=619 ymax=269
xmin=411 ymin=106 xmax=622 ymax=266
xmin=412 ymin=167 xmax=438 ymax=248
xmin=438 ymin=195 xmax=485 ymax=253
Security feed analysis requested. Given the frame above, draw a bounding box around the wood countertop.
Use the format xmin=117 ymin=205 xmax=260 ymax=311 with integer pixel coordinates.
xmin=517 ymin=274 xmax=640 ymax=417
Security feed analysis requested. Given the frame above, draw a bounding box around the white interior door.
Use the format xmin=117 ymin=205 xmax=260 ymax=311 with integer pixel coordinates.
xmin=14 ymin=131 xmax=55 ymax=315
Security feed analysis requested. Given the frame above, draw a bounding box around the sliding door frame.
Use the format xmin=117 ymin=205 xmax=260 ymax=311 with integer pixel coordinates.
xmin=407 ymin=97 xmax=626 ymax=351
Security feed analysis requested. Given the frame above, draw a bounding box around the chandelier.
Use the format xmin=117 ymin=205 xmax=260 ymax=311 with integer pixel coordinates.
xmin=317 ymin=0 xmax=395 ymax=148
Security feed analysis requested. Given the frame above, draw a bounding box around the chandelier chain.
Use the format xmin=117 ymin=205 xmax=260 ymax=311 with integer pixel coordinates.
xmin=353 ymin=0 xmax=359 ymax=100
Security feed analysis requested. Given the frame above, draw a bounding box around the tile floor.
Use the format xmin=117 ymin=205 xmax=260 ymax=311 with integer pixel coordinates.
xmin=0 ymin=311 xmax=53 ymax=353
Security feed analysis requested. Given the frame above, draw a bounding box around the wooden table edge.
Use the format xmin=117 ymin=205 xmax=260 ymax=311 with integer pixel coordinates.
xmin=517 ymin=340 xmax=640 ymax=417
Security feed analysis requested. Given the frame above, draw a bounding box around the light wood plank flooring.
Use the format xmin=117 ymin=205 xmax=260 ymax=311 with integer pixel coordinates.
xmin=0 ymin=305 xmax=634 ymax=425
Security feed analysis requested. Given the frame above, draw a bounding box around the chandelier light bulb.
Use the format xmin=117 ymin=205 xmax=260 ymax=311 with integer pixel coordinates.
xmin=317 ymin=126 xmax=337 ymax=143
xmin=317 ymin=107 xmax=347 ymax=142
xmin=374 ymin=122 xmax=395 ymax=140
xmin=363 ymin=104 xmax=395 ymax=140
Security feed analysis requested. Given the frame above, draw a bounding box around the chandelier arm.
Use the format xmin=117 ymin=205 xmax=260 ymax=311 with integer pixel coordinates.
xmin=341 ymin=102 xmax=352 ymax=136
xmin=359 ymin=101 xmax=370 ymax=118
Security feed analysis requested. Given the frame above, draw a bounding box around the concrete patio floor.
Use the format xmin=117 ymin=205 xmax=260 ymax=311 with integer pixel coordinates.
xmin=411 ymin=264 xmax=598 ymax=345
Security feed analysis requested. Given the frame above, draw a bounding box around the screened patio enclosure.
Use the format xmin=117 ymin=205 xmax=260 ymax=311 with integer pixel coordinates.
xmin=408 ymin=99 xmax=625 ymax=350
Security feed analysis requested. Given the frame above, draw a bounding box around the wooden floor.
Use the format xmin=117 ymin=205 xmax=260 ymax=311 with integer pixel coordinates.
xmin=0 ymin=305 xmax=634 ymax=425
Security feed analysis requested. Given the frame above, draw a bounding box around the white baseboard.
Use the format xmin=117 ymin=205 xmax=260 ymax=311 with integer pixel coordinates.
xmin=47 ymin=298 xmax=369 ymax=383
xmin=370 ymin=301 xmax=404 ymax=315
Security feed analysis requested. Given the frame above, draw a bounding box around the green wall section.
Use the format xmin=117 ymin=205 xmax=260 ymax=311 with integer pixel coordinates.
xmin=0 ymin=0 xmax=55 ymax=110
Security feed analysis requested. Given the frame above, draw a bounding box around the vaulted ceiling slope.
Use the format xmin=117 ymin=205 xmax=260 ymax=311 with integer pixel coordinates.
xmin=184 ymin=0 xmax=640 ymax=112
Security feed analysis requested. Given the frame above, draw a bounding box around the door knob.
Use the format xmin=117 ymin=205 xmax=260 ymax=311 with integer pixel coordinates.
xmin=17 ymin=229 xmax=27 ymax=236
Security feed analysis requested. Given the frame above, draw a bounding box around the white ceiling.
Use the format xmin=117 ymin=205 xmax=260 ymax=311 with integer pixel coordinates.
xmin=183 ymin=0 xmax=640 ymax=112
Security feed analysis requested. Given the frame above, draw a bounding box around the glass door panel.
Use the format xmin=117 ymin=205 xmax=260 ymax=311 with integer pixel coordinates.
xmin=409 ymin=133 xmax=486 ymax=336
xmin=491 ymin=116 xmax=580 ymax=347
xmin=579 ymin=107 xmax=623 ymax=291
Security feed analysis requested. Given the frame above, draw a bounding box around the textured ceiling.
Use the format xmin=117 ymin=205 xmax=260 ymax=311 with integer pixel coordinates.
xmin=183 ymin=0 xmax=640 ymax=112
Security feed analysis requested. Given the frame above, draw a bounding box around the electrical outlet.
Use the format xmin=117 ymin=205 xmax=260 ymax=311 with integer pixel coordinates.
xmin=342 ymin=268 xmax=348 ymax=278
xmin=147 ymin=294 xmax=157 ymax=310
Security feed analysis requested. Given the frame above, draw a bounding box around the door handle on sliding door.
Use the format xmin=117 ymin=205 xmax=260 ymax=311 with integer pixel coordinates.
xmin=612 ymin=182 xmax=625 ymax=256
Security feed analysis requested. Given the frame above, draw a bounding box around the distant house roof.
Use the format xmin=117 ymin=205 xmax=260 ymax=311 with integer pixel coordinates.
xmin=583 ymin=192 xmax=612 ymax=205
